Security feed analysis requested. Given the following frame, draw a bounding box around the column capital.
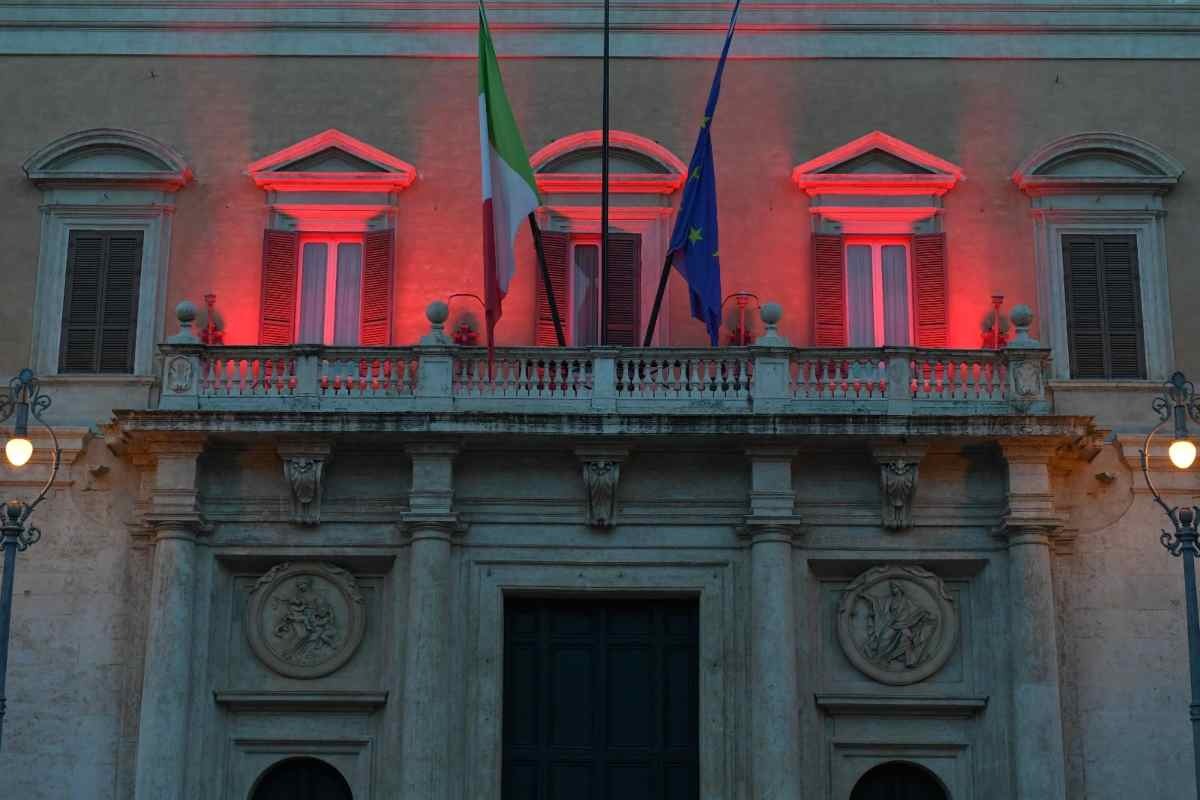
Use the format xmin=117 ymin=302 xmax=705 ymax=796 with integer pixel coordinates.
xmin=738 ymin=514 xmax=806 ymax=542
xmin=994 ymin=513 xmax=1068 ymax=546
xmin=399 ymin=512 xmax=467 ymax=541
xmin=745 ymin=446 xmax=798 ymax=462
xmin=142 ymin=432 xmax=208 ymax=459
xmin=998 ymin=438 xmax=1060 ymax=464
xmin=405 ymin=441 xmax=461 ymax=460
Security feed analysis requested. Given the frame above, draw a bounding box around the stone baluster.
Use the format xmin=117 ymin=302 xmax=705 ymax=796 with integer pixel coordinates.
xmin=741 ymin=447 xmax=805 ymax=799
xmin=999 ymin=440 xmax=1068 ymax=800
xmin=399 ymin=443 xmax=464 ymax=800
xmin=134 ymin=434 xmax=208 ymax=800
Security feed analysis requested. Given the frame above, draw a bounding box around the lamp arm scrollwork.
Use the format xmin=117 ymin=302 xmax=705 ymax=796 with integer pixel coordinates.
xmin=1142 ymin=417 xmax=1173 ymax=518
xmin=0 ymin=370 xmax=60 ymax=524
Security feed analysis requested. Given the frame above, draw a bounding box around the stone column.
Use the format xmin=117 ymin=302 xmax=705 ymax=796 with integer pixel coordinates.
xmin=999 ymin=441 xmax=1068 ymax=800
xmin=399 ymin=443 xmax=464 ymax=800
xmin=741 ymin=447 xmax=805 ymax=800
xmin=134 ymin=434 xmax=207 ymax=800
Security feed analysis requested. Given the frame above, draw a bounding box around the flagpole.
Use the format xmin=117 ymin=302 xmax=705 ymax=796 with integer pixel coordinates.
xmin=600 ymin=0 xmax=611 ymax=346
xmin=528 ymin=212 xmax=566 ymax=346
xmin=642 ymin=253 xmax=672 ymax=346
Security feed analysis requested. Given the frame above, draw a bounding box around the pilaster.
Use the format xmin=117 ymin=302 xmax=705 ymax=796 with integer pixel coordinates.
xmin=997 ymin=439 xmax=1068 ymax=800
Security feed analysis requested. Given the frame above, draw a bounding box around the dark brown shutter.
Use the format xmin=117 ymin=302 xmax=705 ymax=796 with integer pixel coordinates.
xmin=59 ymin=230 xmax=143 ymax=374
xmin=534 ymin=230 xmax=570 ymax=346
xmin=603 ymin=233 xmax=641 ymax=346
xmin=911 ymin=232 xmax=948 ymax=348
xmin=812 ymin=234 xmax=846 ymax=346
xmin=360 ymin=229 xmax=394 ymax=346
xmin=1064 ymin=234 xmax=1145 ymax=379
xmin=259 ymin=229 xmax=299 ymax=345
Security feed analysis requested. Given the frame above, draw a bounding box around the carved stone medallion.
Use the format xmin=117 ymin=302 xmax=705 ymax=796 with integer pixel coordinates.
xmin=166 ymin=355 xmax=193 ymax=393
xmin=245 ymin=562 xmax=366 ymax=679
xmin=836 ymin=565 xmax=957 ymax=686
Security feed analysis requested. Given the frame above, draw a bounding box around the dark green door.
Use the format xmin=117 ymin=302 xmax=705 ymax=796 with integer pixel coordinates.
xmin=502 ymin=597 xmax=700 ymax=800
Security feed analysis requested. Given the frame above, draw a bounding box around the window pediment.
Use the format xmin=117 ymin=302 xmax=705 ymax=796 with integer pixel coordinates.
xmin=23 ymin=128 xmax=192 ymax=191
xmin=792 ymin=131 xmax=963 ymax=197
xmin=246 ymin=129 xmax=416 ymax=193
xmin=1013 ymin=131 xmax=1183 ymax=196
xmin=531 ymin=130 xmax=686 ymax=195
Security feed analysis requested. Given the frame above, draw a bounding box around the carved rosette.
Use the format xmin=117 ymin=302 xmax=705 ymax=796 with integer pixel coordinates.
xmin=245 ymin=562 xmax=366 ymax=679
xmin=836 ymin=565 xmax=958 ymax=686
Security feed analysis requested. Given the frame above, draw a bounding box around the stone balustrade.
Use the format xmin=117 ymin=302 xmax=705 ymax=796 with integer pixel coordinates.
xmin=156 ymin=300 xmax=1052 ymax=415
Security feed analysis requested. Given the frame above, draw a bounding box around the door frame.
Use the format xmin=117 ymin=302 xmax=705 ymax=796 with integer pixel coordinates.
xmin=463 ymin=560 xmax=739 ymax=799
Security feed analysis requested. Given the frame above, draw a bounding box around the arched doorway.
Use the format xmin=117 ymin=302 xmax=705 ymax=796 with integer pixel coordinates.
xmin=850 ymin=761 xmax=949 ymax=800
xmin=249 ymin=757 xmax=353 ymax=800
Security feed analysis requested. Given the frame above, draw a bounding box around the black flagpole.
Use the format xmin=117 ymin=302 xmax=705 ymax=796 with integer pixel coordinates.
xmin=600 ymin=0 xmax=610 ymax=346
xmin=642 ymin=252 xmax=672 ymax=346
xmin=528 ymin=212 xmax=566 ymax=346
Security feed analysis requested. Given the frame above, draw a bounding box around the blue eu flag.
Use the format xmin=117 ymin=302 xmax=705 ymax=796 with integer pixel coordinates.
xmin=667 ymin=0 xmax=742 ymax=346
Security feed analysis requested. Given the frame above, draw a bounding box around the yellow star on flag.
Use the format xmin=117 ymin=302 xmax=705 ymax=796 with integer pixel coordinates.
xmin=689 ymin=165 xmax=702 ymax=181
xmin=700 ymin=115 xmax=711 ymax=129
xmin=688 ymin=226 xmax=703 ymax=244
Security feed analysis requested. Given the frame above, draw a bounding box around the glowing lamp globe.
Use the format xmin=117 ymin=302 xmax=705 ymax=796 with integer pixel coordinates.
xmin=5 ymin=436 xmax=33 ymax=468
xmin=1169 ymin=438 xmax=1197 ymax=470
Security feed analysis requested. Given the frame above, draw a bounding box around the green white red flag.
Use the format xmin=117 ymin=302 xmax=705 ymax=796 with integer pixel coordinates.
xmin=478 ymin=1 xmax=540 ymax=355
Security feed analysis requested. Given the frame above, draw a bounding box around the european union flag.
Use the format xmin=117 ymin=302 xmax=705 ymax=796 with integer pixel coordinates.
xmin=667 ymin=0 xmax=742 ymax=346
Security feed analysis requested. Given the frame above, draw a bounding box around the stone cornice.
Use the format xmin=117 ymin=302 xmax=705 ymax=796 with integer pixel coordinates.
xmin=4 ymin=3 xmax=1200 ymax=58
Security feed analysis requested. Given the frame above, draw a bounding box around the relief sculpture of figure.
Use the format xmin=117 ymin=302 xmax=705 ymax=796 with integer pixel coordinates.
xmin=863 ymin=581 xmax=937 ymax=669
xmin=272 ymin=577 xmax=339 ymax=664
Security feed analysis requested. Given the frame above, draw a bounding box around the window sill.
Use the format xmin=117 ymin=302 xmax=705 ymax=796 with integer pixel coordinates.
xmin=1048 ymin=379 xmax=1161 ymax=391
xmin=39 ymin=374 xmax=157 ymax=387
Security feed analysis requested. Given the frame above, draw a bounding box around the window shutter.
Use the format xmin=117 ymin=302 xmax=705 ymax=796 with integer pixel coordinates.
xmin=602 ymin=233 xmax=641 ymax=347
xmin=360 ymin=229 xmax=394 ymax=346
xmin=259 ymin=229 xmax=300 ymax=345
xmin=535 ymin=230 xmax=570 ymax=346
xmin=59 ymin=230 xmax=143 ymax=374
xmin=911 ymin=232 xmax=948 ymax=348
xmin=1064 ymin=234 xmax=1145 ymax=379
xmin=812 ymin=234 xmax=847 ymax=346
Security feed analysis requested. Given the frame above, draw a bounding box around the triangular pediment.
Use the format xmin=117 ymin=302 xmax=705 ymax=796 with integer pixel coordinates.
xmin=246 ymin=129 xmax=416 ymax=192
xmin=792 ymin=131 xmax=963 ymax=195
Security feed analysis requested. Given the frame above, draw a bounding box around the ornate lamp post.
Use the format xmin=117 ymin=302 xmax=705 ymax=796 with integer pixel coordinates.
xmin=1140 ymin=370 xmax=1200 ymax=794
xmin=0 ymin=369 xmax=59 ymax=748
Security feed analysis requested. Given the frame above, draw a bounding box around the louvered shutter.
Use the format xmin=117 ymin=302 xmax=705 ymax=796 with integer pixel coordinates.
xmin=911 ymin=232 xmax=948 ymax=348
xmin=259 ymin=229 xmax=300 ymax=345
xmin=534 ymin=230 xmax=570 ymax=346
xmin=812 ymin=234 xmax=847 ymax=346
xmin=360 ymin=229 xmax=394 ymax=346
xmin=603 ymin=233 xmax=641 ymax=346
xmin=1063 ymin=234 xmax=1145 ymax=379
xmin=59 ymin=230 xmax=143 ymax=374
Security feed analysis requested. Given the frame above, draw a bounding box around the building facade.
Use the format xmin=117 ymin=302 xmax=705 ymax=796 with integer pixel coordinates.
xmin=1 ymin=3 xmax=1199 ymax=799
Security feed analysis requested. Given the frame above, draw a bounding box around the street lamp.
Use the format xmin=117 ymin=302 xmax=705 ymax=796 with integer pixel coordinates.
xmin=1140 ymin=370 xmax=1200 ymax=795
xmin=0 ymin=369 xmax=59 ymax=749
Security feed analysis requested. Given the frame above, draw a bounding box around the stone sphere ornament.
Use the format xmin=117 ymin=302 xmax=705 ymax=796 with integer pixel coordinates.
xmin=245 ymin=562 xmax=366 ymax=679
xmin=836 ymin=564 xmax=958 ymax=686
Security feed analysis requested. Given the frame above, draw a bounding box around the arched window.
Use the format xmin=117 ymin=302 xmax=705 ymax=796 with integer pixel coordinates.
xmin=849 ymin=760 xmax=949 ymax=800
xmin=249 ymin=756 xmax=353 ymax=800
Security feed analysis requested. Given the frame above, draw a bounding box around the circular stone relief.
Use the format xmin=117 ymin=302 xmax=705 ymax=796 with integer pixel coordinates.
xmin=836 ymin=565 xmax=958 ymax=686
xmin=245 ymin=562 xmax=366 ymax=679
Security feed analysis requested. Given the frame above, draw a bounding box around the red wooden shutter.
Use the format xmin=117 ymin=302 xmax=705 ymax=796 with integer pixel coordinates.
xmin=603 ymin=233 xmax=641 ymax=347
xmin=812 ymin=233 xmax=847 ymax=347
xmin=59 ymin=230 xmax=143 ymax=374
xmin=259 ymin=229 xmax=299 ymax=345
xmin=535 ymin=230 xmax=570 ymax=346
xmin=911 ymin=232 xmax=948 ymax=348
xmin=1063 ymin=234 xmax=1145 ymax=379
xmin=360 ymin=229 xmax=394 ymax=346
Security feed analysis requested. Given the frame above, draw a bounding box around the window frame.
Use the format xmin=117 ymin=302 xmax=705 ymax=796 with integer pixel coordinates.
xmin=295 ymin=232 xmax=365 ymax=346
xmin=843 ymin=236 xmax=914 ymax=347
xmin=568 ymin=235 xmax=602 ymax=347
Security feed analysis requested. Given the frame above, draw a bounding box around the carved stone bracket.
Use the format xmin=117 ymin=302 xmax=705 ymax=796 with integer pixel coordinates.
xmin=871 ymin=442 xmax=928 ymax=531
xmin=836 ymin=564 xmax=958 ymax=686
xmin=277 ymin=440 xmax=334 ymax=526
xmin=576 ymin=446 xmax=628 ymax=529
xmin=245 ymin=561 xmax=366 ymax=680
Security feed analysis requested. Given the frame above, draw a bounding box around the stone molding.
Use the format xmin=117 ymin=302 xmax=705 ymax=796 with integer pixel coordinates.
xmin=213 ymin=690 xmax=388 ymax=712
xmin=245 ymin=561 xmax=367 ymax=680
xmin=836 ymin=564 xmax=958 ymax=686
xmin=575 ymin=446 xmax=628 ymax=528
xmin=815 ymin=694 xmax=987 ymax=719
xmin=871 ymin=442 xmax=928 ymax=531
xmin=277 ymin=439 xmax=334 ymax=526
xmin=6 ymin=4 xmax=1200 ymax=59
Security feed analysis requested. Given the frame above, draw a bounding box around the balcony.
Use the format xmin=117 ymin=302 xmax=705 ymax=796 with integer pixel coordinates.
xmin=152 ymin=301 xmax=1053 ymax=421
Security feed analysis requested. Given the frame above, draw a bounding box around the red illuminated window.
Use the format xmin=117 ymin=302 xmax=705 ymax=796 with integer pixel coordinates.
xmin=536 ymin=231 xmax=641 ymax=347
xmin=844 ymin=238 xmax=912 ymax=347
xmin=297 ymin=234 xmax=363 ymax=345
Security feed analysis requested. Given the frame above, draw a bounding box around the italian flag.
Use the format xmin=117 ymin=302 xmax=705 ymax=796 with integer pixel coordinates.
xmin=478 ymin=0 xmax=540 ymax=353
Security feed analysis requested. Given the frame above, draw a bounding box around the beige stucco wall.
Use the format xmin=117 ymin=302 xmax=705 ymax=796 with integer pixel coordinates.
xmin=1 ymin=56 xmax=1199 ymax=381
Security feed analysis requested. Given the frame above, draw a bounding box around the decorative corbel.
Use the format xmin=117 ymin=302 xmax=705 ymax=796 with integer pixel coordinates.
xmin=576 ymin=446 xmax=629 ymax=528
xmin=277 ymin=440 xmax=334 ymax=526
xmin=871 ymin=442 xmax=928 ymax=531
